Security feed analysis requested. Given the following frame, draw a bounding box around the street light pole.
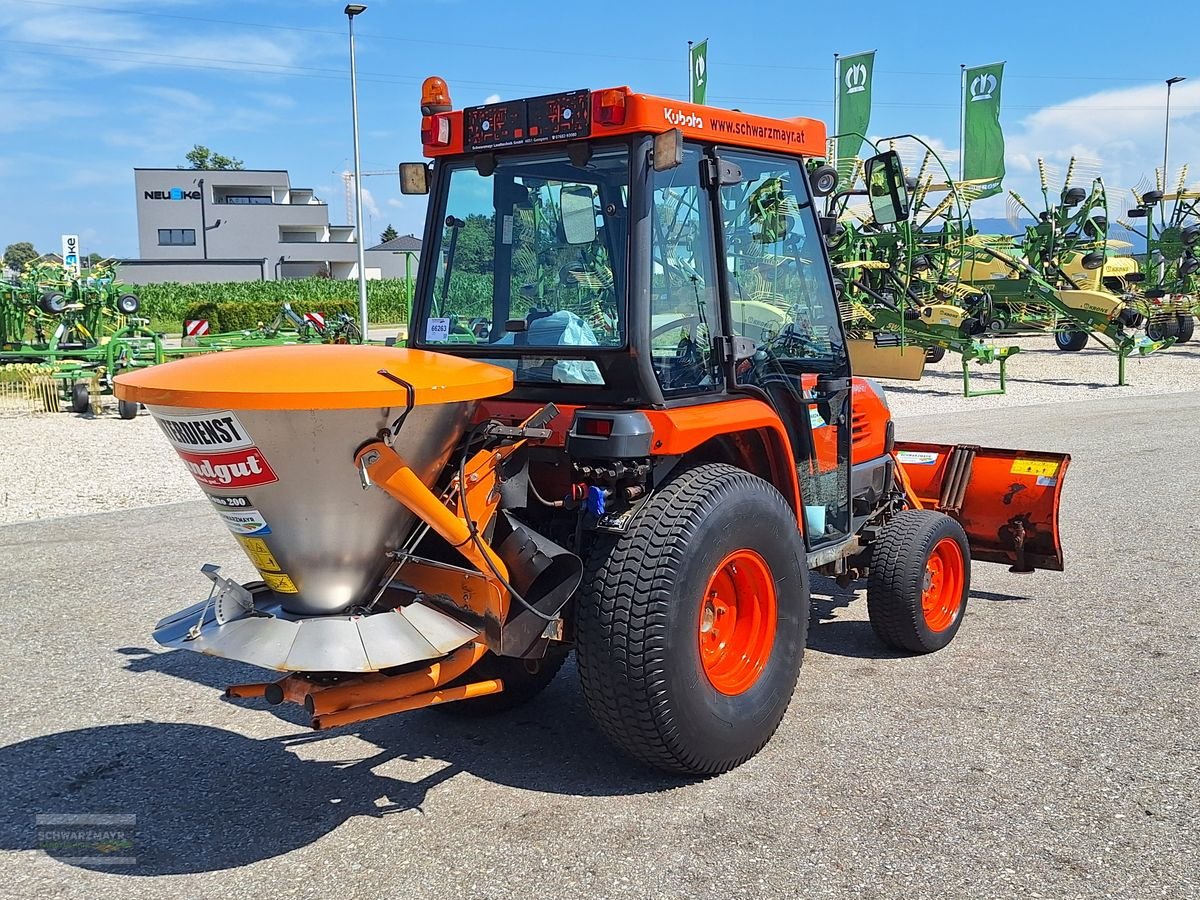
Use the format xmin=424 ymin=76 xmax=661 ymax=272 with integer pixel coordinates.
xmin=345 ymin=4 xmax=369 ymax=338
xmin=1163 ymin=77 xmax=1186 ymax=205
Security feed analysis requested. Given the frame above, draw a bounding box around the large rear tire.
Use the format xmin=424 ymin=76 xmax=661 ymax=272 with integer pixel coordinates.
xmin=1055 ymin=329 xmax=1088 ymax=352
xmin=576 ymin=463 xmax=809 ymax=776
xmin=867 ymin=510 xmax=970 ymax=653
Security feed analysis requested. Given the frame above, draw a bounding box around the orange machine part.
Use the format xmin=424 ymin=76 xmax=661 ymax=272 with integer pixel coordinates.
xmin=894 ymin=441 xmax=1070 ymax=571
xmin=114 ymin=344 xmax=513 ymax=410
xmin=423 ymin=86 xmax=826 ymax=159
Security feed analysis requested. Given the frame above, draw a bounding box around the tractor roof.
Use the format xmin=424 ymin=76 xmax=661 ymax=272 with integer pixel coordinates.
xmin=420 ymin=83 xmax=826 ymax=161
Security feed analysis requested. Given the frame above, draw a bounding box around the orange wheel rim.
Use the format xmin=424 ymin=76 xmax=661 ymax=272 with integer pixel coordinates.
xmin=698 ymin=549 xmax=778 ymax=695
xmin=921 ymin=538 xmax=965 ymax=633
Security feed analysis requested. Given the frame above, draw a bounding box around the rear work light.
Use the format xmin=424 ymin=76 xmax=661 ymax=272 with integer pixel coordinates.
xmin=421 ymin=114 xmax=452 ymax=147
xmin=594 ymin=89 xmax=627 ymax=126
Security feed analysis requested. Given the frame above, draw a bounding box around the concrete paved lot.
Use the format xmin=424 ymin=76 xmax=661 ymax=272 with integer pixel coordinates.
xmin=0 ymin=391 xmax=1196 ymax=899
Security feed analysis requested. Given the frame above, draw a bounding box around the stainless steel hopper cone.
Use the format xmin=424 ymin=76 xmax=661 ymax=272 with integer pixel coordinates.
xmin=115 ymin=344 xmax=514 ymax=616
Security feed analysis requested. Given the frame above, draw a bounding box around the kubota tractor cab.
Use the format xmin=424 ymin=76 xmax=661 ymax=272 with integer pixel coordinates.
xmin=117 ymin=79 xmax=1068 ymax=777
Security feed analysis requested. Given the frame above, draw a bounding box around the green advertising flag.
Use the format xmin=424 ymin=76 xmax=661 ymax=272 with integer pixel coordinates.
xmin=835 ymin=50 xmax=874 ymax=176
xmin=690 ymin=39 xmax=708 ymax=105
xmin=962 ymin=62 xmax=1006 ymax=198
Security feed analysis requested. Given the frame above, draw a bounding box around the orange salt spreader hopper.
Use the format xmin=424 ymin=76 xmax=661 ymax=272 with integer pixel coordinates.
xmin=115 ymin=344 xmax=567 ymax=680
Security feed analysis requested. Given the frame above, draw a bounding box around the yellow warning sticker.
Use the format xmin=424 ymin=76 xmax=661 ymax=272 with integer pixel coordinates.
xmin=261 ymin=571 xmax=299 ymax=593
xmin=237 ymin=536 xmax=269 ymax=554
xmin=236 ymin=536 xmax=281 ymax=572
xmin=1011 ymin=458 xmax=1060 ymax=478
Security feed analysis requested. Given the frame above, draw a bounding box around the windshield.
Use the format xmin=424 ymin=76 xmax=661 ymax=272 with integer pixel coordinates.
xmin=420 ymin=146 xmax=629 ymax=384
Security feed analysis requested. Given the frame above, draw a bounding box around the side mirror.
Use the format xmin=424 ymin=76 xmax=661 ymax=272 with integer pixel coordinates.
xmin=864 ymin=150 xmax=909 ymax=225
xmin=559 ymin=185 xmax=597 ymax=245
xmin=399 ymin=162 xmax=430 ymax=195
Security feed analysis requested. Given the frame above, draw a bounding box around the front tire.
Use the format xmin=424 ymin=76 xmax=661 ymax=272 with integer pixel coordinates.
xmin=576 ymin=463 xmax=809 ymax=776
xmin=868 ymin=510 xmax=970 ymax=653
xmin=117 ymin=398 xmax=139 ymax=420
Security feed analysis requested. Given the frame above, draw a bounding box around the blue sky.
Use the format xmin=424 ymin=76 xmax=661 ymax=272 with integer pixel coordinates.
xmin=1 ymin=0 xmax=1197 ymax=258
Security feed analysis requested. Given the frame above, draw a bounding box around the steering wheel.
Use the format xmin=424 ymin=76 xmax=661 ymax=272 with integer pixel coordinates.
xmin=650 ymin=315 xmax=707 ymax=388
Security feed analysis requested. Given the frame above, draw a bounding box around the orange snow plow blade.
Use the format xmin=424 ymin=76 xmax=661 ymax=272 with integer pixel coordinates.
xmin=893 ymin=442 xmax=1070 ymax=572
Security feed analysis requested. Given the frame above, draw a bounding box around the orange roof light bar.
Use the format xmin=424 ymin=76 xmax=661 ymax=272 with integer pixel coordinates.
xmin=419 ymin=81 xmax=826 ymax=160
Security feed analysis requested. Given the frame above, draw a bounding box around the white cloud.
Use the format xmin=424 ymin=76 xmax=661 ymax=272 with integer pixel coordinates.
xmin=359 ymin=186 xmax=381 ymax=219
xmin=484 ymin=93 xmax=502 ymax=105
xmin=387 ymin=198 xmax=405 ymax=208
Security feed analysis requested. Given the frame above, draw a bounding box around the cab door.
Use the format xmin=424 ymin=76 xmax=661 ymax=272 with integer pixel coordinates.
xmin=709 ymin=148 xmax=853 ymax=549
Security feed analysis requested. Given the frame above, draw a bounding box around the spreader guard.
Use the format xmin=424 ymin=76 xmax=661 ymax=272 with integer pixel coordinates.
xmin=154 ymin=572 xmax=480 ymax=672
xmin=893 ymin=441 xmax=1070 ymax=572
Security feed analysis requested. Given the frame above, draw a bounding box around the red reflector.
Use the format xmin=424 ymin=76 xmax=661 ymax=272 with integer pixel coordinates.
xmin=578 ymin=417 xmax=614 ymax=437
xmin=594 ymin=89 xmax=626 ymax=126
xmin=421 ymin=114 xmax=451 ymax=147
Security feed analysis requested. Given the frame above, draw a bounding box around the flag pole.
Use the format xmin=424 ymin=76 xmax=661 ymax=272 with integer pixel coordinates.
xmin=688 ymin=41 xmax=694 ymax=103
xmin=832 ymin=52 xmax=840 ymax=165
xmin=958 ymin=63 xmax=966 ymax=184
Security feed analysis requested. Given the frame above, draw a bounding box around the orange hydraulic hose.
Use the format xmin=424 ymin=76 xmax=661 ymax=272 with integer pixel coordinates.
xmin=356 ymin=441 xmax=510 ymax=584
xmin=305 ymin=641 xmax=490 ymax=717
xmin=892 ymin=452 xmax=925 ymax=510
xmin=311 ymin=679 xmax=504 ymax=730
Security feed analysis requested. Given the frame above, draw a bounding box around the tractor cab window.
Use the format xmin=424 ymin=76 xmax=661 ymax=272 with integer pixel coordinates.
xmin=717 ymin=151 xmax=846 ymax=374
xmin=650 ymin=144 xmax=722 ymax=394
xmin=421 ymin=147 xmax=629 ymax=385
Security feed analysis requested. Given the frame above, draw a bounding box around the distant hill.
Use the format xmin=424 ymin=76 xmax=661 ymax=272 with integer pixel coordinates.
xmin=969 ymin=217 xmax=1146 ymax=253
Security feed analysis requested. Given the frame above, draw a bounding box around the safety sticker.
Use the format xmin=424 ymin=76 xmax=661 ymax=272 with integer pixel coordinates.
xmin=155 ymin=410 xmax=253 ymax=452
xmin=1011 ymin=458 xmax=1060 ymax=478
xmin=808 ymin=407 xmax=827 ymax=429
xmin=237 ymin=535 xmax=269 ymax=555
xmin=425 ymin=317 xmax=451 ymax=342
xmin=207 ymin=494 xmax=253 ymax=509
xmin=1036 ymin=475 xmax=1058 ymax=487
xmin=261 ymin=572 xmax=298 ymax=594
xmin=895 ymin=450 xmax=939 ymax=465
xmin=218 ymin=508 xmax=271 ymax=537
xmin=176 ymin=447 xmax=278 ymax=489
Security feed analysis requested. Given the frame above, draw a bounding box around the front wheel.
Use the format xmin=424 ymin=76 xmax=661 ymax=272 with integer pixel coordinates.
xmin=576 ymin=463 xmax=809 ymax=776
xmin=867 ymin=510 xmax=970 ymax=653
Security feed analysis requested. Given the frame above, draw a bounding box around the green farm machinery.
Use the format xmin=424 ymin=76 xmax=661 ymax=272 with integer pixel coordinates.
xmin=1118 ymin=166 xmax=1198 ymax=344
xmin=821 ymin=136 xmax=1021 ymax=396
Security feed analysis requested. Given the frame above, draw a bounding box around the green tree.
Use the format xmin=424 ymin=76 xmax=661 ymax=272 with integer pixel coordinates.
xmin=3 ymin=241 xmax=38 ymax=271
xmin=380 ymin=224 xmax=399 ymax=243
xmin=87 ymin=252 xmax=104 ymax=266
xmin=183 ymin=144 xmax=244 ymax=170
xmin=454 ymin=214 xmax=496 ymax=274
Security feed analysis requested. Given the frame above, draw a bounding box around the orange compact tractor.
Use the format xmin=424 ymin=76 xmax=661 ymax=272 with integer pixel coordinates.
xmin=116 ymin=79 xmax=1068 ymax=775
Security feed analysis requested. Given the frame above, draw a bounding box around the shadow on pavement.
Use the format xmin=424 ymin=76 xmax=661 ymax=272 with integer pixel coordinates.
xmin=0 ymin=658 xmax=679 ymax=876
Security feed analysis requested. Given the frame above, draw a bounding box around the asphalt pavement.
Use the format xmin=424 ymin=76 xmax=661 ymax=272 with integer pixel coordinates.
xmin=0 ymin=391 xmax=1197 ymax=899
